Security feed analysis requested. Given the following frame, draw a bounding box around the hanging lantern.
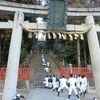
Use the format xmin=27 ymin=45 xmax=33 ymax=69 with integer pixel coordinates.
xmin=74 ymin=34 xmax=79 ymax=40
xmin=28 ymin=32 xmax=32 ymax=38
xmin=57 ymin=32 xmax=62 ymax=39
xmin=62 ymin=33 xmax=67 ymax=40
xmin=52 ymin=32 xmax=56 ymax=39
xmin=80 ymin=34 xmax=84 ymax=40
xmin=69 ymin=34 xmax=73 ymax=41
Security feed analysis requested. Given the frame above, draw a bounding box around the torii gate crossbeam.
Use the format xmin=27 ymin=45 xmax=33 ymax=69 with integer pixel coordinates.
xmin=0 ymin=21 xmax=100 ymax=32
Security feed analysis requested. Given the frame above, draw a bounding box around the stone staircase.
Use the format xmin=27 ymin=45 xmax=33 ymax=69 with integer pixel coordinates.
xmin=27 ymin=49 xmax=60 ymax=89
xmin=29 ymin=52 xmax=46 ymax=89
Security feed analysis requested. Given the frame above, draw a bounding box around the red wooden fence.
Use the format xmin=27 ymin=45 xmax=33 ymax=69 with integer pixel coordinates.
xmin=0 ymin=67 xmax=30 ymax=80
xmin=60 ymin=67 xmax=93 ymax=80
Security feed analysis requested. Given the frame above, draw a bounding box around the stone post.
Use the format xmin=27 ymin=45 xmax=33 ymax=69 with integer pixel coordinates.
xmin=85 ymin=15 xmax=100 ymax=99
xmin=2 ymin=12 xmax=24 ymax=100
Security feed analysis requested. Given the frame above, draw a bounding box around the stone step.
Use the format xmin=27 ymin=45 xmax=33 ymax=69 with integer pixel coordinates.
xmin=35 ymin=81 xmax=45 ymax=87
xmin=34 ymin=86 xmax=45 ymax=88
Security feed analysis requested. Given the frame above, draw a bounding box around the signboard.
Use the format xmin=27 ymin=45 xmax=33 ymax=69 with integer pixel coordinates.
xmin=48 ymin=0 xmax=67 ymax=31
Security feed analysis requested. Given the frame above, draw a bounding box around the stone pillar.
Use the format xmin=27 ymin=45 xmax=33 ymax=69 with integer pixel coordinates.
xmin=85 ymin=15 xmax=100 ymax=99
xmin=2 ymin=12 xmax=24 ymax=100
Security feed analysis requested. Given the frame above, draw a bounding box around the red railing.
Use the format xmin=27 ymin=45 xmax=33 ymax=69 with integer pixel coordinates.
xmin=0 ymin=67 xmax=30 ymax=80
xmin=60 ymin=67 xmax=93 ymax=80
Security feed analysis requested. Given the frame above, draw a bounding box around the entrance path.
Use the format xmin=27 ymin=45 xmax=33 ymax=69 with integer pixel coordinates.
xmin=26 ymin=88 xmax=96 ymax=100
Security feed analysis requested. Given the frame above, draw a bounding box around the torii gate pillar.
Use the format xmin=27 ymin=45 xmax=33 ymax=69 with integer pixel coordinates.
xmin=85 ymin=15 xmax=100 ymax=99
xmin=2 ymin=12 xmax=24 ymax=100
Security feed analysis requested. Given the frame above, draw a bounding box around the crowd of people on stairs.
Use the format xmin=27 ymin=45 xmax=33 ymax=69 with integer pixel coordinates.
xmin=43 ymin=73 xmax=89 ymax=100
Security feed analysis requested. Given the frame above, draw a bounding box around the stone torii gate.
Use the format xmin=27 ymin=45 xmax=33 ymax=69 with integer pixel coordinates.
xmin=0 ymin=2 xmax=100 ymax=100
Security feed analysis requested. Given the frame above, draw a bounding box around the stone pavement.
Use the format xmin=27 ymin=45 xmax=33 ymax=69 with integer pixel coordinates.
xmin=26 ymin=88 xmax=97 ymax=100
